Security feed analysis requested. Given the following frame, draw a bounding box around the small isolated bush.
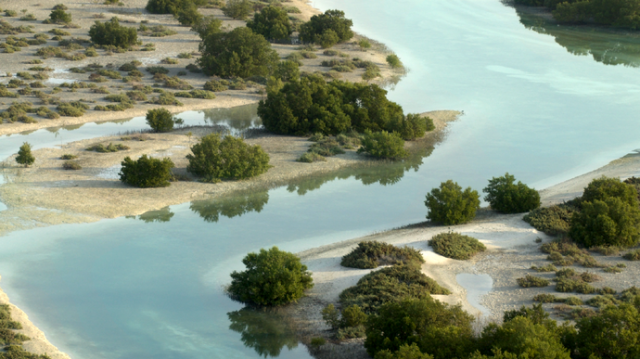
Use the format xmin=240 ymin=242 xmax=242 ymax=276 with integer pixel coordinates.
xmin=386 ymin=54 xmax=402 ymax=69
xmin=590 ymin=245 xmax=622 ymax=255
xmin=151 ymin=92 xmax=183 ymax=106
xmin=517 ymin=274 xmax=550 ymax=288
xmin=339 ymin=264 xmax=450 ymax=314
xmin=531 ymin=263 xmax=558 ymax=272
xmin=603 ymin=266 xmax=623 ymax=273
xmin=624 ymin=249 xmax=640 ymax=260
xmin=146 ymin=108 xmax=178 ymax=132
xmin=425 ymin=180 xmax=480 ymax=225
xmin=483 ymin=173 xmax=541 ymax=213
xmin=187 ymin=133 xmax=271 ymax=182
xmin=146 ymin=66 xmax=169 ymax=75
xmin=61 ymin=154 xmax=77 ymax=160
xmin=63 ymin=160 xmax=81 ymax=170
xmin=357 ymin=130 xmax=407 ymax=159
xmin=322 ymin=303 xmax=340 ymax=329
xmin=341 ymin=241 xmax=424 ymax=269
xmin=523 ymin=203 xmax=576 ymax=236
xmin=222 ymin=0 xmax=252 ymax=20
xmin=358 ymin=39 xmax=371 ymax=50
xmin=47 ymin=9 xmax=72 ymax=24
xmin=56 ymin=101 xmax=89 ymax=117
xmin=89 ymin=17 xmax=138 ymax=48
xmin=86 ymin=143 xmax=129 ymax=152
xmin=533 ymin=293 xmax=559 ymax=303
xmin=204 ymin=79 xmax=229 ymax=92
xmin=428 ymin=232 xmax=486 ymax=260
xmin=308 ymin=138 xmax=345 ymax=157
xmin=228 ymin=246 xmax=313 ymax=306
xmin=119 ymin=155 xmax=175 ymax=188
xmin=297 ymin=152 xmax=326 ymax=163
xmin=16 ymin=142 xmax=35 ymax=167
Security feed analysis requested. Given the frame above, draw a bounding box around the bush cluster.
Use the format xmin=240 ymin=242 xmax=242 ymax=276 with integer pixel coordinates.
xmin=119 ymin=155 xmax=175 ymax=188
xmin=425 ymin=180 xmax=480 ymax=225
xmin=86 ymin=143 xmax=129 ymax=153
xmin=198 ymin=27 xmax=279 ymax=78
xmin=483 ymin=173 xmax=541 ymax=213
xmin=341 ymin=241 xmax=425 ymax=269
xmin=146 ymin=108 xmax=180 ymax=132
xmin=357 ymin=130 xmax=407 ymax=159
xmin=428 ymin=232 xmax=486 ymax=260
xmin=145 ymin=0 xmax=205 ymax=14
xmin=523 ymin=202 xmax=577 ymax=236
xmin=186 ymin=133 xmax=271 ymax=182
xmin=247 ymin=6 xmax=292 ymax=41
xmin=299 ymin=10 xmax=353 ymax=47
xmin=89 ymin=17 xmax=138 ymax=48
xmin=228 ymin=246 xmax=313 ymax=306
xmin=258 ymin=74 xmax=428 ymax=138
xmin=339 ymin=264 xmax=450 ymax=314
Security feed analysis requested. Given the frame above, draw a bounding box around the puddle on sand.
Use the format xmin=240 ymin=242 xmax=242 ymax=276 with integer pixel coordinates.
xmin=456 ymin=273 xmax=493 ymax=316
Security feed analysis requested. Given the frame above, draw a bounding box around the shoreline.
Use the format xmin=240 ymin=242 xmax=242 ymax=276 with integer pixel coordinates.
xmin=288 ymin=152 xmax=640 ymax=356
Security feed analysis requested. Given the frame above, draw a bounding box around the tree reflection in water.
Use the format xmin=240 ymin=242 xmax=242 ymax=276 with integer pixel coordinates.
xmin=190 ymin=190 xmax=269 ymax=223
xmin=228 ymin=308 xmax=298 ymax=358
xmin=137 ymin=206 xmax=175 ymax=223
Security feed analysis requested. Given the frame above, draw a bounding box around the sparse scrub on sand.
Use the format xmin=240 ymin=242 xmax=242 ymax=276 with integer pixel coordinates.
xmin=86 ymin=143 xmax=129 ymax=153
xmin=63 ymin=160 xmax=82 ymax=170
xmin=429 ymin=232 xmax=486 ymax=260
xmin=297 ymin=152 xmax=326 ymax=163
xmin=624 ymin=249 xmax=640 ymax=260
xmin=341 ymin=241 xmax=424 ymax=269
xmin=517 ymin=274 xmax=550 ymax=288
xmin=523 ymin=203 xmax=576 ymax=235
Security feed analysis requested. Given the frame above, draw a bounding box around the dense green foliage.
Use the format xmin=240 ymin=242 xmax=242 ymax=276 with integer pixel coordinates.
xmin=198 ymin=27 xmax=279 ymax=78
xmin=365 ymin=297 xmax=475 ymax=359
xmin=0 ymin=345 xmax=51 ymax=359
xmin=145 ymin=0 xmax=205 ymax=14
xmin=258 ymin=74 xmax=424 ymax=136
xmin=341 ymin=241 xmax=425 ymax=269
xmin=15 ymin=142 xmax=34 ymax=167
xmin=299 ymin=10 xmax=353 ymax=46
xmin=517 ymin=274 xmax=550 ymax=287
xmin=515 ymin=0 xmax=640 ymax=29
xmin=483 ymin=173 xmax=541 ymax=213
xmin=228 ymin=247 xmax=313 ymax=306
xmin=357 ymin=130 xmax=408 ymax=159
xmin=425 ymin=180 xmax=480 ymax=225
xmin=89 ymin=17 xmax=138 ymax=48
xmin=273 ymin=60 xmax=300 ymax=82
xmin=569 ymin=196 xmax=640 ymax=247
xmin=146 ymin=108 xmax=178 ymax=132
xmin=48 ymin=9 xmax=72 ymax=24
xmin=339 ymin=265 xmax=450 ymax=314
xmin=428 ymin=232 xmax=486 ymax=260
xmin=581 ymin=176 xmax=639 ymax=207
xmin=119 ymin=155 xmax=175 ymax=188
xmin=523 ymin=203 xmax=577 ymax=235
xmin=247 ymin=6 xmax=292 ymax=41
xmin=186 ymin=133 xmax=271 ymax=182
xmin=222 ymin=0 xmax=253 ymax=20
xmin=0 ymin=304 xmax=29 ymax=347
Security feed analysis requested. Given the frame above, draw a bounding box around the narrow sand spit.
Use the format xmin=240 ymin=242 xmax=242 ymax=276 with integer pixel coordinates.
xmin=0 ymin=275 xmax=70 ymax=359
xmin=288 ymin=153 xmax=640 ymax=354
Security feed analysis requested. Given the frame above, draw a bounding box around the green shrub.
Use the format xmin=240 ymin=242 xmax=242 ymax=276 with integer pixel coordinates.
xmin=357 ymin=130 xmax=407 ymax=159
xmin=531 ymin=264 xmax=558 ymax=272
xmin=89 ymin=17 xmax=138 ymax=48
xmin=583 ymin=176 xmax=639 ymax=207
xmin=222 ymin=0 xmax=252 ymax=20
xmin=146 ymin=108 xmax=179 ymax=132
xmin=393 ymin=113 xmax=430 ymax=140
xmin=362 ymin=65 xmax=381 ymax=80
xmin=386 ymin=54 xmax=402 ymax=69
xmin=203 ymin=79 xmax=229 ymax=92
xmin=15 ymin=142 xmax=35 ymax=167
xmin=228 ymin=246 xmax=313 ymax=306
xmin=86 ymin=143 xmax=129 ymax=152
xmin=483 ymin=173 xmax=541 ymax=213
xmin=187 ymin=133 xmax=271 ymax=182
xmin=198 ymin=27 xmax=279 ymax=78
xmin=365 ymin=297 xmax=474 ymax=359
xmin=533 ymin=293 xmax=559 ymax=303
xmin=425 ymin=180 xmax=480 ymax=225
xmin=428 ymin=232 xmax=486 ymax=260
xmin=61 ymin=154 xmax=77 ymax=160
xmin=603 ymin=266 xmax=623 ymax=273
xmin=624 ymin=249 xmax=640 ymax=260
xmin=310 ymin=337 xmax=326 ymax=350
xmin=299 ymin=10 xmax=353 ymax=45
xmin=341 ymin=241 xmax=425 ymax=269
xmin=524 ymin=203 xmax=577 ymax=235
xmin=119 ymin=155 xmax=175 ymax=188
xmin=517 ymin=274 xmax=549 ymax=288
xmin=339 ymin=264 xmax=450 ymax=314
xmin=4 ymin=10 xmax=17 ymax=17
xmin=47 ymin=9 xmax=72 ymax=24
xmin=570 ymin=197 xmax=640 ymax=248
xmin=146 ymin=66 xmax=169 ymax=75
xmin=297 ymin=152 xmax=326 ymax=163
xmin=321 ymin=303 xmax=340 ymax=329
xmin=273 ymin=60 xmax=300 ymax=82
xmin=247 ymin=6 xmax=292 ymax=41
xmin=145 ymin=0 xmax=206 ymax=14
xmin=63 ymin=160 xmax=82 ymax=170
xmin=56 ymin=101 xmax=89 ymax=117
xmin=308 ymin=138 xmax=345 ymax=157
xmin=590 ymin=245 xmax=622 ymax=255
xmin=151 ymin=92 xmax=183 ymax=106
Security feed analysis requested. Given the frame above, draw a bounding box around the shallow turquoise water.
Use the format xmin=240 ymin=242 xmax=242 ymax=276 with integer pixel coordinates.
xmin=2 ymin=0 xmax=640 ymax=358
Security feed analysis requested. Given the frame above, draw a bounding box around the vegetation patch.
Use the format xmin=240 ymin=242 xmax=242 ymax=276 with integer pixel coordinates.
xmin=425 ymin=180 xmax=480 ymax=225
xmin=86 ymin=143 xmax=129 ymax=153
xmin=339 ymin=264 xmax=449 ymax=314
xmin=523 ymin=202 xmax=577 ymax=235
xmin=341 ymin=241 xmax=424 ymax=269
xmin=120 ymin=155 xmax=174 ymax=188
xmin=624 ymin=249 xmax=640 ymax=260
xmin=63 ymin=160 xmax=82 ymax=170
xmin=517 ymin=274 xmax=550 ymax=288
xmin=428 ymin=232 xmax=486 ymax=260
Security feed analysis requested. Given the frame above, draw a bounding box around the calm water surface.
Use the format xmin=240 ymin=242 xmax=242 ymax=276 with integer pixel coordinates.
xmin=2 ymin=0 xmax=640 ymax=358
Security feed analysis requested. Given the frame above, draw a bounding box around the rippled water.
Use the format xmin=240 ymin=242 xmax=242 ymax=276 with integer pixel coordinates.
xmin=2 ymin=0 xmax=640 ymax=358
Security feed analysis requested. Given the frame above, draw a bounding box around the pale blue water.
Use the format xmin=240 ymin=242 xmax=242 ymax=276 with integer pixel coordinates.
xmin=2 ymin=0 xmax=640 ymax=358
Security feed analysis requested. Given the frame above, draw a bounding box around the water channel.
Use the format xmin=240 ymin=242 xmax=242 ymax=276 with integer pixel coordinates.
xmin=2 ymin=0 xmax=640 ymax=358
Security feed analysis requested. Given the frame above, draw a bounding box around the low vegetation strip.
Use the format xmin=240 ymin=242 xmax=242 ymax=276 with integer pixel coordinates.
xmin=339 ymin=264 xmax=450 ymax=314
xmin=340 ymin=241 xmax=424 ymax=269
xmin=428 ymin=232 xmax=486 ymax=260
